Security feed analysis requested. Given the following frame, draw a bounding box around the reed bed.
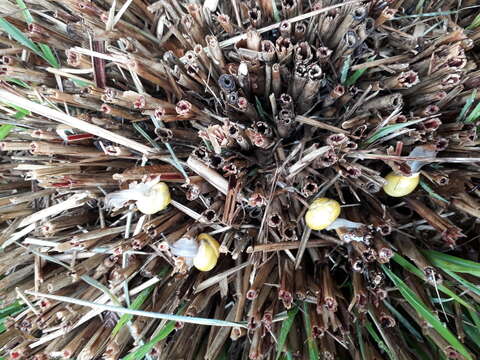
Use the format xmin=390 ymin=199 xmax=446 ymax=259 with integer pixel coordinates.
xmin=0 ymin=0 xmax=480 ymax=359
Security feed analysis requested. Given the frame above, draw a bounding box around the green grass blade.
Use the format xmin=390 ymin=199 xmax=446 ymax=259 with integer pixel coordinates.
xmin=364 ymin=119 xmax=424 ymax=145
xmin=457 ymin=89 xmax=477 ymax=121
xmin=464 ymin=324 xmax=480 ymax=351
xmin=365 ymin=321 xmax=392 ymax=359
xmin=15 ymin=0 xmax=34 ymax=24
xmin=419 ymin=180 xmax=449 ymax=203
xmin=383 ymin=301 xmax=423 ymax=341
xmin=344 ymin=56 xmax=375 ymax=86
xmin=340 ymin=55 xmax=351 ymax=84
xmin=0 ymin=108 xmax=30 ymax=139
xmin=38 ymin=44 xmax=59 ymax=68
xmin=275 ymin=306 xmax=299 ymax=360
xmin=465 ymin=102 xmax=480 ymax=124
xmin=112 ymin=286 xmax=153 ymax=337
xmin=0 ymin=300 xmax=24 ymax=318
xmin=15 ymin=0 xmax=59 ymax=68
xmin=302 ymin=303 xmax=319 ymax=360
xmin=443 ymin=270 xmax=480 ymax=297
xmin=111 ymin=265 xmax=170 ymax=337
xmin=422 ymin=250 xmax=480 ymax=276
xmin=382 ymin=266 xmax=473 ymax=360
xmin=255 ymin=96 xmax=271 ymax=121
xmin=466 ymin=13 xmax=480 ymax=30
xmin=392 ymin=254 xmax=473 ymax=310
xmin=272 ymin=0 xmax=281 ymax=22
xmin=0 ymin=18 xmax=42 ymax=56
xmin=468 ymin=306 xmax=480 ymax=329
xmin=344 ymin=67 xmax=368 ymax=86
xmin=6 ymin=78 xmax=31 ymax=88
xmin=355 ymin=322 xmax=367 ymax=360
xmin=121 ymin=304 xmax=186 ymax=360
xmin=415 ymin=0 xmax=426 ymax=13
xmin=0 ymin=125 xmax=14 ymax=140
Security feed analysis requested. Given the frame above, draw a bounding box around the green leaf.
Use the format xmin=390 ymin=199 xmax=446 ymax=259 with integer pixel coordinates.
xmin=355 ymin=322 xmax=366 ymax=360
xmin=365 ymin=321 xmax=392 ymax=359
xmin=340 ymin=55 xmax=351 ymax=84
xmin=0 ymin=18 xmax=42 ymax=57
xmin=364 ymin=119 xmax=424 ymax=145
xmin=382 ymin=266 xmax=473 ymax=360
xmin=344 ymin=56 xmax=375 ymax=86
xmin=302 ymin=303 xmax=319 ymax=360
xmin=457 ymin=89 xmax=477 ymax=121
xmin=0 ymin=300 xmax=24 ymax=319
xmin=392 ymin=254 xmax=473 ymax=310
xmin=15 ymin=0 xmax=59 ymax=68
xmin=464 ymin=324 xmax=480 ymax=351
xmin=254 ymin=96 xmax=270 ymax=121
xmin=0 ymin=125 xmax=14 ymax=140
xmin=112 ymin=286 xmax=153 ymax=336
xmin=415 ymin=0 xmax=426 ymax=13
xmin=111 ymin=267 xmax=169 ymax=338
xmin=272 ymin=0 xmax=281 ymax=22
xmin=121 ymin=304 xmax=186 ymax=360
xmin=72 ymin=79 xmax=91 ymax=87
xmin=6 ymin=78 xmax=31 ymax=88
xmin=419 ymin=180 xmax=449 ymax=203
xmin=443 ymin=270 xmax=480 ymax=297
xmin=39 ymin=44 xmax=59 ymax=68
xmin=275 ymin=306 xmax=299 ymax=360
xmin=344 ymin=67 xmax=368 ymax=86
xmin=0 ymin=17 xmax=58 ymax=68
xmin=466 ymin=13 xmax=480 ymax=30
xmin=465 ymin=102 xmax=480 ymax=124
xmin=383 ymin=301 xmax=423 ymax=341
xmin=15 ymin=0 xmax=34 ymax=24
xmin=0 ymin=108 xmax=30 ymax=140
xmin=422 ymin=250 xmax=480 ymax=277
xmin=468 ymin=305 xmax=480 ymax=330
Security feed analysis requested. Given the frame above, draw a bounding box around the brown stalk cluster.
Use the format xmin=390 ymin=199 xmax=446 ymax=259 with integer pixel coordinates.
xmin=0 ymin=0 xmax=480 ymax=359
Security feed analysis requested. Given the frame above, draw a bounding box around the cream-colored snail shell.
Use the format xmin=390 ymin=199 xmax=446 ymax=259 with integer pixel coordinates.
xmin=383 ymin=172 xmax=420 ymax=197
xmin=305 ymin=197 xmax=341 ymax=231
xmin=136 ymin=182 xmax=171 ymax=215
xmin=193 ymin=233 xmax=220 ymax=272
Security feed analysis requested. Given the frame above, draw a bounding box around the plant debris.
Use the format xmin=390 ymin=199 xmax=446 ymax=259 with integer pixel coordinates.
xmin=1 ymin=0 xmax=480 ymax=359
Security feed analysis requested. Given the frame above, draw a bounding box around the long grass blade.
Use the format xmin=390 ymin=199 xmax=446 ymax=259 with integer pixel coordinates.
xmin=365 ymin=321 xmax=393 ymax=359
xmin=442 ymin=270 xmax=480 ymax=297
xmin=25 ymin=291 xmax=246 ymax=328
xmin=364 ymin=119 xmax=424 ymax=145
xmin=121 ymin=304 xmax=187 ymax=360
xmin=340 ymin=55 xmax=351 ymax=84
xmin=422 ymin=250 xmax=480 ymax=276
xmin=382 ymin=266 xmax=473 ymax=360
xmin=0 ymin=124 xmax=14 ymax=140
xmin=419 ymin=180 xmax=449 ymax=203
xmin=275 ymin=306 xmax=299 ymax=360
xmin=0 ymin=18 xmax=42 ymax=56
xmin=383 ymin=301 xmax=423 ymax=341
xmin=465 ymin=102 xmax=480 ymax=124
xmin=302 ymin=303 xmax=319 ymax=360
xmin=112 ymin=286 xmax=153 ymax=336
xmin=466 ymin=13 xmax=480 ymax=29
xmin=15 ymin=0 xmax=34 ymax=24
xmin=457 ymin=89 xmax=477 ymax=121
xmin=392 ymin=254 xmax=473 ymax=310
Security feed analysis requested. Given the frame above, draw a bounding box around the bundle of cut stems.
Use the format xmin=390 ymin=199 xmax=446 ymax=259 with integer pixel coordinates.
xmin=1 ymin=0 xmax=480 ymax=359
